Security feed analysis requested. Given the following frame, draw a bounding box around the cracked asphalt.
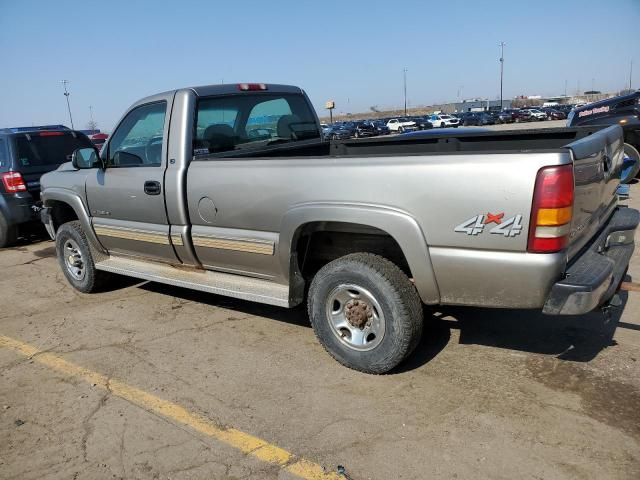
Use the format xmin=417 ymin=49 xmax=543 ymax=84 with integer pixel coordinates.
xmin=0 ymin=188 xmax=639 ymax=480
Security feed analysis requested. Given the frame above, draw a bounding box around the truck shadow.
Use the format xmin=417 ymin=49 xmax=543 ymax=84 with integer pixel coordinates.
xmin=434 ymin=290 xmax=627 ymax=362
xmin=140 ymin=279 xmax=631 ymax=373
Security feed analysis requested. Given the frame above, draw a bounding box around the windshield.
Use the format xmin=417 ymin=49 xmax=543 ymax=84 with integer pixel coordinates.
xmin=14 ymin=132 xmax=93 ymax=167
xmin=194 ymin=93 xmax=319 ymax=155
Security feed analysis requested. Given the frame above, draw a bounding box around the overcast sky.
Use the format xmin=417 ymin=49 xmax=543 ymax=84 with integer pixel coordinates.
xmin=1 ymin=0 xmax=638 ymax=131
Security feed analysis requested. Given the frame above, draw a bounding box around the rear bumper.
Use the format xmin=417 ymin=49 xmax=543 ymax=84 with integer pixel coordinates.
xmin=543 ymin=207 xmax=639 ymax=315
xmin=0 ymin=192 xmax=39 ymax=226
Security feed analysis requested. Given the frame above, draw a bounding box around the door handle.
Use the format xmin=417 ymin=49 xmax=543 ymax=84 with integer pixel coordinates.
xmin=144 ymin=181 xmax=161 ymax=195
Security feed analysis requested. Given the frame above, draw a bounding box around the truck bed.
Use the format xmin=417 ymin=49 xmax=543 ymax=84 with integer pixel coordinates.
xmin=200 ymin=126 xmax=609 ymax=160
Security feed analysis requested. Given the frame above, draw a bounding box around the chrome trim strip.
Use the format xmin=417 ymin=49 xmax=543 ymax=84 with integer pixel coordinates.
xmin=170 ymin=233 xmax=184 ymax=246
xmin=94 ymin=226 xmax=169 ymax=245
xmin=192 ymin=234 xmax=275 ymax=255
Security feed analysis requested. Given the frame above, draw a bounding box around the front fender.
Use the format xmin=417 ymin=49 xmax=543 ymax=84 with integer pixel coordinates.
xmin=279 ymin=202 xmax=440 ymax=304
xmin=42 ymin=187 xmax=107 ymax=255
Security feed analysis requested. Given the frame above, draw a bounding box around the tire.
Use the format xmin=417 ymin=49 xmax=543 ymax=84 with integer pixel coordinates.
xmin=398 ymin=126 xmax=404 ymax=133
xmin=440 ymin=122 xmax=445 ymax=128
xmin=307 ymin=253 xmax=423 ymax=374
xmin=55 ymin=221 xmax=109 ymax=293
xmin=354 ymin=131 xmax=360 ymax=138
xmin=0 ymin=211 xmax=18 ymax=248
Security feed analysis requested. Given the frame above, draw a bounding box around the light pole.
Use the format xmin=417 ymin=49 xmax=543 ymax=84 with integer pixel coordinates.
xmin=630 ymin=60 xmax=634 ymax=90
xmin=61 ymin=80 xmax=74 ymax=129
xmin=499 ymin=42 xmax=506 ymax=111
xmin=403 ymin=68 xmax=408 ymax=116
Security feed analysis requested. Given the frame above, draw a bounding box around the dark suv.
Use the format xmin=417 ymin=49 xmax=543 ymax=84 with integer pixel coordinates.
xmin=0 ymin=125 xmax=93 ymax=247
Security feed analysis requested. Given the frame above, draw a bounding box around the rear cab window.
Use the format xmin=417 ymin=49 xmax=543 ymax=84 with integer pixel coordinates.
xmin=194 ymin=93 xmax=320 ymax=156
xmin=13 ymin=132 xmax=93 ymax=169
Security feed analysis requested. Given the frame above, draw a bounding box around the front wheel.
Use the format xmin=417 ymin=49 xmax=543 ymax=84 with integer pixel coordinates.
xmin=56 ymin=221 xmax=110 ymax=293
xmin=308 ymin=253 xmax=423 ymax=374
xmin=398 ymin=126 xmax=404 ymax=133
xmin=440 ymin=122 xmax=445 ymax=128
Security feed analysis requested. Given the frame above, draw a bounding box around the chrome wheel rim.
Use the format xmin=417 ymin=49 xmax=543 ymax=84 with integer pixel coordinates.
xmin=63 ymin=239 xmax=85 ymax=281
xmin=325 ymin=284 xmax=385 ymax=351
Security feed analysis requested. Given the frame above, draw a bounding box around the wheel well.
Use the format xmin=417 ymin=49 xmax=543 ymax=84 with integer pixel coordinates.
xmin=48 ymin=201 xmax=78 ymax=233
xmin=294 ymin=222 xmax=412 ymax=281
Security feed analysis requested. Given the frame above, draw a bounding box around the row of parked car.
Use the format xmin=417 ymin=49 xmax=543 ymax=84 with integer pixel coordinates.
xmin=322 ymin=114 xmax=462 ymax=140
xmin=453 ymin=105 xmax=571 ymax=126
xmin=322 ymin=105 xmax=575 ymax=139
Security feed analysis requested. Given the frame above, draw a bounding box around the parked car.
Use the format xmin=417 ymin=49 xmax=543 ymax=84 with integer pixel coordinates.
xmin=324 ymin=123 xmax=353 ymax=140
xmin=540 ymin=108 xmax=567 ymax=120
xmin=521 ymin=109 xmax=547 ymax=121
xmin=369 ymin=120 xmax=391 ymax=136
xmin=460 ymin=112 xmax=495 ymax=126
xmin=409 ymin=116 xmax=434 ymax=130
xmin=386 ymin=117 xmax=417 ymax=133
xmin=496 ymin=110 xmax=516 ymax=123
xmin=40 ymin=82 xmax=638 ymax=374
xmin=90 ymin=133 xmax=109 ymax=151
xmin=0 ymin=125 xmax=94 ymax=247
xmin=428 ymin=114 xmax=460 ymax=128
xmin=567 ymin=91 xmax=640 ymax=177
xmin=352 ymin=121 xmax=376 ymax=138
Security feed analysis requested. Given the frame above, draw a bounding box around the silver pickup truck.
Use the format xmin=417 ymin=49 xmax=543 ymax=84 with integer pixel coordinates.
xmin=40 ymin=83 xmax=639 ymax=373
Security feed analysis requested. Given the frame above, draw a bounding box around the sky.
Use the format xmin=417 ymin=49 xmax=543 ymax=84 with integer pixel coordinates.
xmin=1 ymin=0 xmax=639 ymax=131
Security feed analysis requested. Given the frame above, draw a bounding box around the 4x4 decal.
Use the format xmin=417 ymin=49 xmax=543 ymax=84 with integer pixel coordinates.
xmin=455 ymin=212 xmax=524 ymax=237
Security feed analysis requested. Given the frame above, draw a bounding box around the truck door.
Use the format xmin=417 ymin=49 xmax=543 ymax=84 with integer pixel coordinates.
xmin=85 ymin=96 xmax=178 ymax=262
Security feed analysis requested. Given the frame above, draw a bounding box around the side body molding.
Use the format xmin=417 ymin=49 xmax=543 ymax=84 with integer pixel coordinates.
xmin=42 ymin=187 xmax=107 ymax=255
xmin=279 ymin=203 xmax=440 ymax=304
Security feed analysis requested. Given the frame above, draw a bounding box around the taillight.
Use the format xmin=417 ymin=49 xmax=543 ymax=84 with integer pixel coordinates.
xmin=527 ymin=164 xmax=574 ymax=253
xmin=1 ymin=172 xmax=27 ymax=193
xmin=238 ymin=83 xmax=267 ymax=91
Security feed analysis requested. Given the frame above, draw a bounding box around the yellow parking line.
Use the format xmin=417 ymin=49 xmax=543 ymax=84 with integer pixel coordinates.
xmin=0 ymin=334 xmax=342 ymax=480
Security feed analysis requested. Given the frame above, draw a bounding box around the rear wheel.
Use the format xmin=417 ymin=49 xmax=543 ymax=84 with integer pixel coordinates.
xmin=0 ymin=212 xmax=18 ymax=248
xmin=56 ymin=221 xmax=110 ymax=293
xmin=308 ymin=253 xmax=423 ymax=374
xmin=440 ymin=122 xmax=445 ymax=128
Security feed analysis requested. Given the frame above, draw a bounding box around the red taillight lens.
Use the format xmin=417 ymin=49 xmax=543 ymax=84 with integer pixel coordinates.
xmin=527 ymin=164 xmax=574 ymax=253
xmin=1 ymin=172 xmax=27 ymax=193
xmin=238 ymin=83 xmax=267 ymax=91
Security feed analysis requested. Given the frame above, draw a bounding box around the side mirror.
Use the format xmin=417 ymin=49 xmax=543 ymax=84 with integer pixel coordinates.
xmin=71 ymin=147 xmax=100 ymax=169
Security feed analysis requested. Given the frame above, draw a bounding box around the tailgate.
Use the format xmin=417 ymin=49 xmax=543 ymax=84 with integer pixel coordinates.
xmin=565 ymin=125 xmax=624 ymax=260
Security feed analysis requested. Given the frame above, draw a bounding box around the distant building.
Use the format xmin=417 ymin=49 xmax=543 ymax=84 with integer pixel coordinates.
xmin=449 ymin=99 xmax=512 ymax=113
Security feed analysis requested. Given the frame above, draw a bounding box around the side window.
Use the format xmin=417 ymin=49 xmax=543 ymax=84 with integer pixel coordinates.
xmin=107 ymin=102 xmax=166 ymax=167
xmin=0 ymin=139 xmax=6 ymax=168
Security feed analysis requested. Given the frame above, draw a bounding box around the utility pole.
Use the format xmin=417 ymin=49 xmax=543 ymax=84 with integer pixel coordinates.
xmin=457 ymin=85 xmax=463 ymax=101
xmin=403 ymin=68 xmax=408 ymax=116
xmin=564 ymin=79 xmax=567 ymax=97
xmin=498 ymin=42 xmax=506 ymax=111
xmin=630 ymin=60 xmax=634 ymax=90
xmin=61 ymin=80 xmax=74 ymax=129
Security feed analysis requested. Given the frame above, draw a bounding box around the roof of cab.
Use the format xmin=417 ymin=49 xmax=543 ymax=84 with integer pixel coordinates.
xmin=189 ymin=83 xmax=303 ymax=97
xmin=124 ymin=83 xmax=308 ymax=121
